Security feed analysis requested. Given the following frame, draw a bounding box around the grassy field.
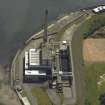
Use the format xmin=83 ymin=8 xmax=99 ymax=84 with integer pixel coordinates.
xmin=56 ymin=12 xmax=105 ymax=41
xmin=85 ymin=63 xmax=105 ymax=105
xmin=32 ymin=86 xmax=54 ymax=105
xmin=78 ymin=13 xmax=105 ymax=39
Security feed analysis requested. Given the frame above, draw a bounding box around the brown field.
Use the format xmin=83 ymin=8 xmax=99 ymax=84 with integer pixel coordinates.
xmin=83 ymin=38 xmax=105 ymax=62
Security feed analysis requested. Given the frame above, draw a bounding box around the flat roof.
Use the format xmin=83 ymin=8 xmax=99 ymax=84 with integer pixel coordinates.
xmin=25 ymin=70 xmax=46 ymax=76
xmin=29 ymin=49 xmax=40 ymax=66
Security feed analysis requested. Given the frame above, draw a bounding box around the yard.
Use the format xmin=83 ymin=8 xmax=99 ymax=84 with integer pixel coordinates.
xmin=32 ymin=86 xmax=54 ymax=105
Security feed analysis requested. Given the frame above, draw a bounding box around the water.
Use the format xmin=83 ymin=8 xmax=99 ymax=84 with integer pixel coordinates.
xmin=0 ymin=0 xmax=105 ymax=65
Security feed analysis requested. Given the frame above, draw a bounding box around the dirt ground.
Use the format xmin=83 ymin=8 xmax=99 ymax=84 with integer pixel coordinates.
xmin=83 ymin=38 xmax=105 ymax=62
xmin=0 ymin=65 xmax=21 ymax=105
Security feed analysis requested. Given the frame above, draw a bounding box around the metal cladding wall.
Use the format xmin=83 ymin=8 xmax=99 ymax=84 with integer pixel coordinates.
xmin=59 ymin=47 xmax=71 ymax=73
xmin=23 ymin=75 xmax=47 ymax=83
xmin=23 ymin=56 xmax=52 ymax=83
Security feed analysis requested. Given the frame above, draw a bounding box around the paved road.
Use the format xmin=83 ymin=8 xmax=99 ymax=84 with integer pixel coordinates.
xmin=70 ymin=18 xmax=91 ymax=105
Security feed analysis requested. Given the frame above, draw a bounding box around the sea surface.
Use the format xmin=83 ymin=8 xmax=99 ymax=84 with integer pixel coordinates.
xmin=0 ymin=0 xmax=105 ymax=65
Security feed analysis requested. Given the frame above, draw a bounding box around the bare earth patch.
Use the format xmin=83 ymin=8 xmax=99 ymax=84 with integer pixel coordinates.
xmin=83 ymin=38 xmax=105 ymax=62
xmin=0 ymin=65 xmax=21 ymax=105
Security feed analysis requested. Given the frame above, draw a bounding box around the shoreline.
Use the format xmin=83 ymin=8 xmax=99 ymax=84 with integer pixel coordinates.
xmin=8 ymin=4 xmax=104 ymax=66
xmin=25 ymin=11 xmax=84 ymax=45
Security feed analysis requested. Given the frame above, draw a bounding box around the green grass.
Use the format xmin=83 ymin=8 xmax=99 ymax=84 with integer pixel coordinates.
xmin=84 ymin=63 xmax=105 ymax=105
xmin=56 ymin=12 xmax=105 ymax=40
xmin=94 ymin=63 xmax=105 ymax=96
xmin=32 ymin=86 xmax=54 ymax=105
xmin=85 ymin=64 xmax=99 ymax=105
xmin=73 ymin=13 xmax=105 ymax=105
xmin=77 ymin=13 xmax=105 ymax=38
xmin=58 ymin=93 xmax=64 ymax=105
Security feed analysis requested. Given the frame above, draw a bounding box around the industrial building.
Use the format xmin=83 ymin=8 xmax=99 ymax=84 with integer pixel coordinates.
xmin=23 ymin=48 xmax=52 ymax=83
xmin=23 ymin=40 xmax=73 ymax=93
xmin=22 ymin=11 xmax=75 ymax=103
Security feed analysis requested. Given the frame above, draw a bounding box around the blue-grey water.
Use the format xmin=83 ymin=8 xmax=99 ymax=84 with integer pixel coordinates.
xmin=0 ymin=0 xmax=105 ymax=65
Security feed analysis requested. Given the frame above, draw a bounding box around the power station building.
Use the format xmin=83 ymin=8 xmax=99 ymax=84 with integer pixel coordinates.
xmin=23 ymin=48 xmax=52 ymax=83
xmin=23 ymin=41 xmax=72 ymax=86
